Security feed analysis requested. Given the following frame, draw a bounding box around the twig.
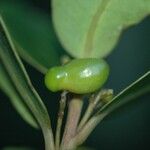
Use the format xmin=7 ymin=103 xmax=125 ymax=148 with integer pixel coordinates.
xmin=55 ymin=91 xmax=68 ymax=150
xmin=43 ymin=127 xmax=55 ymax=150
xmin=72 ymin=113 xmax=107 ymax=147
xmin=61 ymin=95 xmax=83 ymax=150
xmin=77 ymin=94 xmax=95 ymax=131
xmin=78 ymin=89 xmax=113 ymax=131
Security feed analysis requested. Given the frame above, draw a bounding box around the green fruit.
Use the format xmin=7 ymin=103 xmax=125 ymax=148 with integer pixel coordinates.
xmin=45 ymin=58 xmax=109 ymax=94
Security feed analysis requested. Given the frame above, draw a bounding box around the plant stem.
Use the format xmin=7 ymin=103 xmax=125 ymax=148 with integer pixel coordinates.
xmin=73 ymin=113 xmax=106 ymax=147
xmin=78 ymin=89 xmax=113 ymax=131
xmin=77 ymin=94 xmax=95 ymax=131
xmin=61 ymin=95 xmax=83 ymax=150
xmin=78 ymin=92 xmax=102 ymax=131
xmin=55 ymin=91 xmax=68 ymax=150
xmin=43 ymin=127 xmax=55 ymax=150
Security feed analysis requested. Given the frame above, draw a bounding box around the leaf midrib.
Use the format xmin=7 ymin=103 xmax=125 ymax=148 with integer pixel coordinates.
xmin=83 ymin=0 xmax=111 ymax=57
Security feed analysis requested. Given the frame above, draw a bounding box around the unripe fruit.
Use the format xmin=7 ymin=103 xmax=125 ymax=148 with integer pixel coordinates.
xmin=45 ymin=58 xmax=109 ymax=94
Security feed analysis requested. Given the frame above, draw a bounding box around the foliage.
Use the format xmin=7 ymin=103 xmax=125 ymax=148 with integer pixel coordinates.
xmin=0 ymin=0 xmax=149 ymax=150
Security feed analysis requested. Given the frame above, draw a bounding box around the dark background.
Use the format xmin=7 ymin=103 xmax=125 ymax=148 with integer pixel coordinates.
xmin=0 ymin=0 xmax=150 ymax=149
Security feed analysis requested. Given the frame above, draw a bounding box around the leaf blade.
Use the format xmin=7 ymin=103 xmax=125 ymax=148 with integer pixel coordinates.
xmin=99 ymin=71 xmax=150 ymax=115
xmin=0 ymin=1 xmax=64 ymax=73
xmin=0 ymin=62 xmax=39 ymax=129
xmin=52 ymin=0 xmax=150 ymax=58
xmin=0 ymin=15 xmax=55 ymax=149
xmin=0 ymin=14 xmax=50 ymax=128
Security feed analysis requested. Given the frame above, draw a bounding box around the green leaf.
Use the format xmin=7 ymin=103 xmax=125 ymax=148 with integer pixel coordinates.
xmin=0 ymin=1 xmax=64 ymax=73
xmin=0 ymin=15 xmax=55 ymax=149
xmin=52 ymin=0 xmax=150 ymax=58
xmin=0 ymin=62 xmax=38 ymax=129
xmin=99 ymin=71 xmax=150 ymax=115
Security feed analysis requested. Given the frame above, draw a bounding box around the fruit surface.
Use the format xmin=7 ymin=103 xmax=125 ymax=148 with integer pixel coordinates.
xmin=45 ymin=58 xmax=109 ymax=94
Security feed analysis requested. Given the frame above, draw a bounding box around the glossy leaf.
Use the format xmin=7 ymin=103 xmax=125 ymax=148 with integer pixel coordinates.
xmin=0 ymin=1 xmax=64 ymax=73
xmin=52 ymin=0 xmax=150 ymax=58
xmin=0 ymin=15 xmax=55 ymax=149
xmin=0 ymin=62 xmax=38 ymax=129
